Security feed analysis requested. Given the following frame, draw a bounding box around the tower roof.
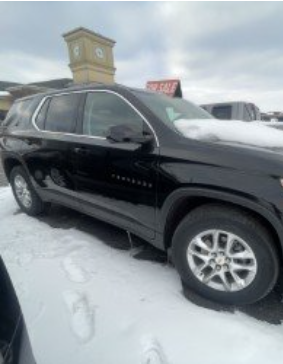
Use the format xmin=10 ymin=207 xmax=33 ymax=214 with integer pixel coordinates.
xmin=63 ymin=27 xmax=115 ymax=45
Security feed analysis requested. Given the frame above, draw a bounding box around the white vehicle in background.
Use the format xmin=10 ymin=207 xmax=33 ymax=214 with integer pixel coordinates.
xmin=201 ymin=102 xmax=261 ymax=121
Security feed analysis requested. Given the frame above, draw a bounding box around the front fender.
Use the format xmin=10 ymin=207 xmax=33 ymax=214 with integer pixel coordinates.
xmin=1 ymin=152 xmax=29 ymax=181
xmin=159 ymin=186 xmax=283 ymax=252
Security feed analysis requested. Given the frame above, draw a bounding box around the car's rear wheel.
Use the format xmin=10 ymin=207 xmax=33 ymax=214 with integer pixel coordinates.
xmin=10 ymin=166 xmax=46 ymax=216
xmin=172 ymin=204 xmax=280 ymax=305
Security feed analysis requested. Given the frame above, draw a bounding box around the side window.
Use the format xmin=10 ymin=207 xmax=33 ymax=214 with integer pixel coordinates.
xmin=82 ymin=92 xmax=145 ymax=137
xmin=35 ymin=99 xmax=50 ymax=130
xmin=212 ymin=105 xmax=232 ymax=120
xmin=3 ymin=99 xmax=37 ymax=129
xmin=45 ymin=93 xmax=81 ymax=133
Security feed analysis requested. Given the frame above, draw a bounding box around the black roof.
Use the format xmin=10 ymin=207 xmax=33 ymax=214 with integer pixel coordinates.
xmin=17 ymin=82 xmax=151 ymax=102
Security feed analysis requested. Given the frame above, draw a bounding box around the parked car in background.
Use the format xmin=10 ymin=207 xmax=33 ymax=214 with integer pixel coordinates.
xmin=1 ymin=84 xmax=283 ymax=305
xmin=201 ymin=101 xmax=261 ymax=121
xmin=261 ymin=112 xmax=283 ymax=122
xmin=0 ymin=257 xmax=36 ymax=364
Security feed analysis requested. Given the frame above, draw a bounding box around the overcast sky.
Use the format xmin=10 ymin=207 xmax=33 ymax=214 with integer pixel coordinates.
xmin=1 ymin=1 xmax=283 ymax=111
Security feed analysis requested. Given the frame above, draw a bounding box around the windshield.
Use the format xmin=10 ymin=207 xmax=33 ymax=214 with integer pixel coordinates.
xmin=134 ymin=91 xmax=213 ymax=132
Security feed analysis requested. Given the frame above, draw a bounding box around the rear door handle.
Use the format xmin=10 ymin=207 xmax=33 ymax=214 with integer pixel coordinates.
xmin=73 ymin=147 xmax=90 ymax=155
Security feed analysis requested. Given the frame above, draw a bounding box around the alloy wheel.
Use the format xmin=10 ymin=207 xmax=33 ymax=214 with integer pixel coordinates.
xmin=187 ymin=229 xmax=258 ymax=292
xmin=14 ymin=175 xmax=32 ymax=209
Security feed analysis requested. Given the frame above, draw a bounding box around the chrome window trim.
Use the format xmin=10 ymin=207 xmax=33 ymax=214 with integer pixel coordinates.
xmin=31 ymin=89 xmax=160 ymax=146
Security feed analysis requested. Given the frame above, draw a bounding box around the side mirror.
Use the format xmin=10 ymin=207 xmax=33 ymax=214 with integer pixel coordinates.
xmin=106 ymin=124 xmax=154 ymax=145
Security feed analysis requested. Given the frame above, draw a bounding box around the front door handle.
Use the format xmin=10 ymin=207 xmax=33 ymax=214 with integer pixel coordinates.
xmin=73 ymin=147 xmax=90 ymax=155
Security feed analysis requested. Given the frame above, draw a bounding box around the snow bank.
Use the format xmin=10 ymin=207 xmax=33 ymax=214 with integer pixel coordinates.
xmin=174 ymin=119 xmax=283 ymax=148
xmin=1 ymin=188 xmax=283 ymax=364
xmin=0 ymin=91 xmax=10 ymax=97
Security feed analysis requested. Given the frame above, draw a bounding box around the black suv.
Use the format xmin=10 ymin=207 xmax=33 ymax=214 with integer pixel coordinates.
xmin=1 ymin=84 xmax=282 ymax=305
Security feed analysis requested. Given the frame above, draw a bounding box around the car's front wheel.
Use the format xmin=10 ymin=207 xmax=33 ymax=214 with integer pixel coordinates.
xmin=10 ymin=166 xmax=46 ymax=216
xmin=172 ymin=205 xmax=280 ymax=305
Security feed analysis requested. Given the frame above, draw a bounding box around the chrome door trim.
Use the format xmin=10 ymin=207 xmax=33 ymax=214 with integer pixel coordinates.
xmin=31 ymin=89 xmax=160 ymax=146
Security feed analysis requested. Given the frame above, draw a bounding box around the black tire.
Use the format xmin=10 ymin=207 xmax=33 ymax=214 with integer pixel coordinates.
xmin=10 ymin=166 xmax=46 ymax=216
xmin=172 ymin=204 xmax=280 ymax=305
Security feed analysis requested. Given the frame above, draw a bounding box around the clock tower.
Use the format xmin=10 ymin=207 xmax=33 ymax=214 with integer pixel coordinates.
xmin=63 ymin=27 xmax=116 ymax=84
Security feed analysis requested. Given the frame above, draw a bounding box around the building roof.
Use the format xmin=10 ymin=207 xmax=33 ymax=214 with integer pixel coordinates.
xmin=0 ymin=78 xmax=72 ymax=92
xmin=63 ymin=27 xmax=116 ymax=44
xmin=3 ymin=78 xmax=73 ymax=99
xmin=29 ymin=78 xmax=72 ymax=89
xmin=0 ymin=81 xmax=22 ymax=92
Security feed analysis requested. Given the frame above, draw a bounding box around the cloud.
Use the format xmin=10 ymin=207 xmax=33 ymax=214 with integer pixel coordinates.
xmin=1 ymin=2 xmax=283 ymax=111
xmin=0 ymin=51 xmax=71 ymax=83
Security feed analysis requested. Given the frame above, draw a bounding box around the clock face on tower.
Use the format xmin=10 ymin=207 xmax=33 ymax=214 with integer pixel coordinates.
xmin=95 ymin=46 xmax=105 ymax=60
xmin=72 ymin=44 xmax=80 ymax=59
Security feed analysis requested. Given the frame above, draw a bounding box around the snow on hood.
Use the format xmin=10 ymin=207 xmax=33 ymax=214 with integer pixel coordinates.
xmin=174 ymin=119 xmax=283 ymax=149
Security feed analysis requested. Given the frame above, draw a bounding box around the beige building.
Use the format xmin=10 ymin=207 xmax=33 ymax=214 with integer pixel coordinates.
xmin=63 ymin=27 xmax=116 ymax=84
xmin=0 ymin=92 xmax=13 ymax=120
xmin=0 ymin=27 xmax=116 ymax=121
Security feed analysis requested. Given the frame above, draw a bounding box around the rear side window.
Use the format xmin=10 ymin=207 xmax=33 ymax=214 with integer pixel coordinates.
xmin=44 ymin=93 xmax=81 ymax=133
xmin=3 ymin=99 xmax=37 ymax=129
xmin=212 ymin=105 xmax=232 ymax=120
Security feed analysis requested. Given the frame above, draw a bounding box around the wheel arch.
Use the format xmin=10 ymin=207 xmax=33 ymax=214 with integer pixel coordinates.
xmin=161 ymin=188 xmax=283 ymax=263
xmin=2 ymin=155 xmax=24 ymax=181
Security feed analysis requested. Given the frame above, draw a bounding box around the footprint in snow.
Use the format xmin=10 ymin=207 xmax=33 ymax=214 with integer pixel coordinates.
xmin=63 ymin=290 xmax=95 ymax=344
xmin=141 ymin=336 xmax=170 ymax=364
xmin=62 ymin=255 xmax=90 ymax=283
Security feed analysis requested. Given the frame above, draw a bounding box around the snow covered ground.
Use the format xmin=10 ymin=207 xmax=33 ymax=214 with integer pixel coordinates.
xmin=1 ymin=187 xmax=283 ymax=364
